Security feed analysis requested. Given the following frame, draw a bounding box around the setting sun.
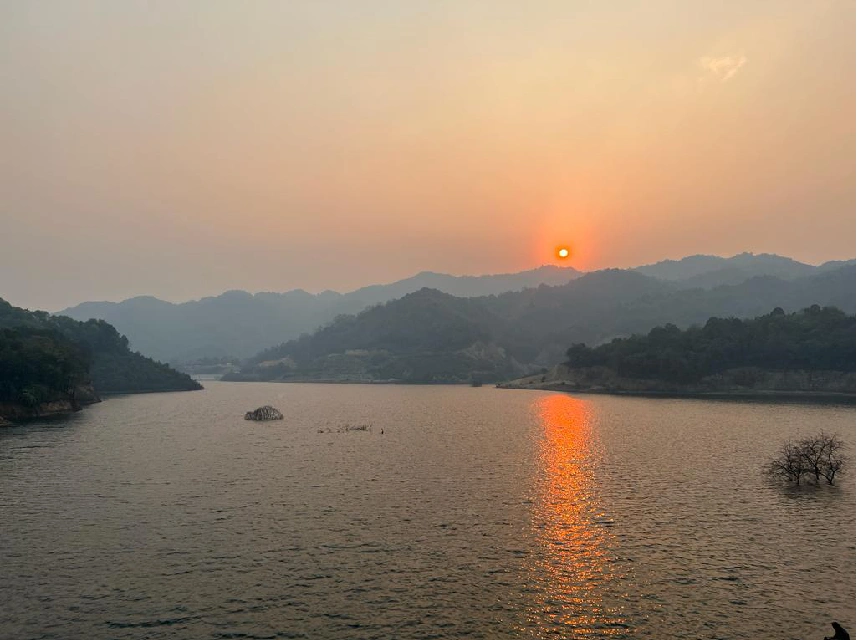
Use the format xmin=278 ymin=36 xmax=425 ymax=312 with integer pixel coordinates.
xmin=557 ymin=247 xmax=570 ymax=259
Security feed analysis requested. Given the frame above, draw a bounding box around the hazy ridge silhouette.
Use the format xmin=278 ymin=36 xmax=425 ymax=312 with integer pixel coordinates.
xmin=227 ymin=262 xmax=855 ymax=384
xmin=60 ymin=254 xmax=853 ymax=365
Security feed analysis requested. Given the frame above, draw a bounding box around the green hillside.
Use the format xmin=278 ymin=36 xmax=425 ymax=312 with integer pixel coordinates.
xmin=0 ymin=298 xmax=202 ymax=397
xmin=565 ymin=305 xmax=854 ymax=383
xmin=229 ymin=266 xmax=855 ymax=384
xmin=0 ymin=327 xmax=92 ymax=411
xmin=236 ymin=289 xmax=518 ymax=383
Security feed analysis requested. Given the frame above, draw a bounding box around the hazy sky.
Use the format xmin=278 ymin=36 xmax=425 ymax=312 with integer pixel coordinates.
xmin=1 ymin=0 xmax=855 ymax=310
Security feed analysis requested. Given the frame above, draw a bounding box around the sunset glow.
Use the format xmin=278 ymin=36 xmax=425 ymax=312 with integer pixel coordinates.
xmin=530 ymin=394 xmax=626 ymax=633
xmin=0 ymin=2 xmax=855 ymax=638
xmin=0 ymin=0 xmax=854 ymax=311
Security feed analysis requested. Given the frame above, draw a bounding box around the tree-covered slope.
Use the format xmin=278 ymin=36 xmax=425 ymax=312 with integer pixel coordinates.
xmin=235 ymin=289 xmax=520 ymax=383
xmin=565 ymin=305 xmax=854 ymax=383
xmin=0 ymin=326 xmax=93 ymax=412
xmin=0 ymin=298 xmax=201 ymax=395
xmin=59 ymin=265 xmax=582 ymax=363
xmin=58 ymin=255 xmax=850 ymax=365
xmin=232 ymin=265 xmax=855 ymax=383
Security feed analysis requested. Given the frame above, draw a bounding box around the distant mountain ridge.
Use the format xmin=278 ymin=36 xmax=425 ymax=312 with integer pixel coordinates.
xmin=633 ymin=252 xmax=853 ymax=282
xmin=60 ymin=265 xmax=582 ymax=362
xmin=228 ymin=264 xmax=855 ymax=384
xmin=59 ymin=253 xmax=854 ymax=364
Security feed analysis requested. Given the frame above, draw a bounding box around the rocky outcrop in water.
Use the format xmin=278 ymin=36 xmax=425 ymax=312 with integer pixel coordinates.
xmin=244 ymin=406 xmax=284 ymax=421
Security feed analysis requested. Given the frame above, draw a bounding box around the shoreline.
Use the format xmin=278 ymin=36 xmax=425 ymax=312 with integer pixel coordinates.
xmin=0 ymin=397 xmax=100 ymax=425
xmin=496 ymin=383 xmax=856 ymax=404
xmin=2 ymin=386 xmax=201 ymax=425
xmin=212 ymin=377 xmax=856 ymax=403
xmin=220 ymin=377 xmax=483 ymax=386
xmin=100 ymin=386 xmax=203 ymax=396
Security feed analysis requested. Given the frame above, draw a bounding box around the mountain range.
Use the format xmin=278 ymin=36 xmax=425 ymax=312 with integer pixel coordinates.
xmin=60 ymin=265 xmax=582 ymax=363
xmin=227 ymin=262 xmax=855 ymax=384
xmin=59 ymin=253 xmax=854 ymax=365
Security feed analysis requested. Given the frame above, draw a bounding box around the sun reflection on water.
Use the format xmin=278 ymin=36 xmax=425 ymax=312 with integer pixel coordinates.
xmin=528 ymin=394 xmax=629 ymax=637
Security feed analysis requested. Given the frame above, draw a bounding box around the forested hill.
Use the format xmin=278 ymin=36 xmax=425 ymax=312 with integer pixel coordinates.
xmin=60 ymin=253 xmax=853 ymax=365
xmin=0 ymin=326 xmax=95 ymax=419
xmin=228 ymin=264 xmax=855 ymax=384
xmin=564 ymin=305 xmax=854 ymax=383
xmin=0 ymin=298 xmax=202 ymax=396
xmin=236 ymin=288 xmax=514 ymax=383
xmin=60 ymin=265 xmax=582 ymax=363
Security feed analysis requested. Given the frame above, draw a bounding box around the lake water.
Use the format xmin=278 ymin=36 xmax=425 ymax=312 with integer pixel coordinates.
xmin=1 ymin=382 xmax=854 ymax=639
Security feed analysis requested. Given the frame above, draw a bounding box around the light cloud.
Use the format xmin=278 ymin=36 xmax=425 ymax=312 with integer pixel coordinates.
xmin=699 ymin=55 xmax=748 ymax=82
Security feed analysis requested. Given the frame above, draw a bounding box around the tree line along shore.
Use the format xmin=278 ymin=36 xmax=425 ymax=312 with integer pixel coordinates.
xmin=500 ymin=306 xmax=854 ymax=399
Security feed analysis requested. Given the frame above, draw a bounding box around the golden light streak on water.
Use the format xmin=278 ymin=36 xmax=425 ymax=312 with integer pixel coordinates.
xmin=528 ymin=394 xmax=630 ymax=637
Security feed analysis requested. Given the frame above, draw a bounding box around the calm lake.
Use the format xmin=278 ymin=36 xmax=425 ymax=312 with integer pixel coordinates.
xmin=1 ymin=382 xmax=854 ymax=639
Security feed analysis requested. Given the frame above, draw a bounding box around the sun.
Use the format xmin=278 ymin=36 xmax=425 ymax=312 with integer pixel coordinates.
xmin=556 ymin=247 xmax=570 ymax=259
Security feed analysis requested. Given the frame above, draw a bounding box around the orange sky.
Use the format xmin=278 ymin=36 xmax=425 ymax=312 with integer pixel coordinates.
xmin=0 ymin=0 xmax=855 ymax=310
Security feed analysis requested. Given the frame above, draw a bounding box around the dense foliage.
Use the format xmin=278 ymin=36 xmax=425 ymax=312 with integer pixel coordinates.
xmin=252 ymin=289 xmax=495 ymax=362
xmin=89 ymin=350 xmax=202 ymax=393
xmin=233 ymin=289 xmax=517 ymax=383
xmin=565 ymin=306 xmax=855 ymax=383
xmin=234 ymin=266 xmax=855 ymax=383
xmin=0 ymin=327 xmax=90 ymax=406
xmin=0 ymin=297 xmax=201 ymax=398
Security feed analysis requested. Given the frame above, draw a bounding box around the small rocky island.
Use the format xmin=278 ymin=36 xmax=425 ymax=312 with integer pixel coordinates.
xmin=244 ymin=405 xmax=284 ymax=421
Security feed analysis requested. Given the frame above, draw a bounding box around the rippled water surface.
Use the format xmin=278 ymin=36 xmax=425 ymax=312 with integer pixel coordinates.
xmin=1 ymin=382 xmax=854 ymax=639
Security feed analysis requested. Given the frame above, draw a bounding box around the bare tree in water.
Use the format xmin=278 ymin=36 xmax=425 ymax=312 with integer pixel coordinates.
xmin=819 ymin=433 xmax=846 ymax=485
xmin=766 ymin=432 xmax=847 ymax=486
xmin=766 ymin=440 xmax=806 ymax=485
